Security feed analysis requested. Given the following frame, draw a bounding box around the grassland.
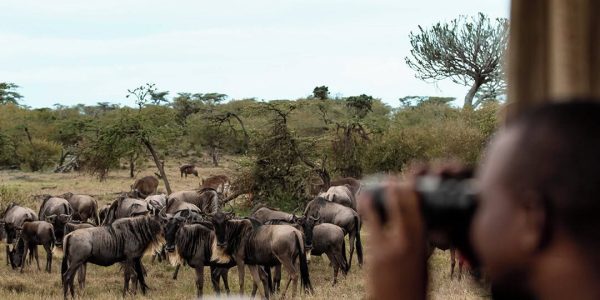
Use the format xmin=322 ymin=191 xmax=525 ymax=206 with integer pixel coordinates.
xmin=0 ymin=160 xmax=489 ymax=299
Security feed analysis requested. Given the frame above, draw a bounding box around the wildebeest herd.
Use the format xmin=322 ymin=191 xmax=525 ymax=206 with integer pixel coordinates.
xmin=0 ymin=174 xmax=370 ymax=299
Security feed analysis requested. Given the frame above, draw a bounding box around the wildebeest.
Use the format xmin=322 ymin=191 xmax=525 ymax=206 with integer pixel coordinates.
xmin=321 ymin=185 xmax=356 ymax=210
xmin=428 ymin=234 xmax=465 ymax=280
xmin=131 ymin=176 xmax=159 ymax=198
xmin=251 ymin=206 xmax=298 ymax=224
xmin=265 ymin=220 xmax=349 ymax=285
xmin=211 ymin=212 xmax=313 ymax=299
xmin=315 ymin=177 xmax=361 ymax=196
xmin=167 ymin=189 xmax=219 ymax=215
xmin=101 ymin=196 xmax=151 ymax=225
xmin=304 ymin=197 xmax=363 ymax=268
xmin=38 ymin=195 xmax=73 ymax=247
xmin=145 ymin=194 xmax=167 ymax=214
xmin=163 ymin=212 xmax=235 ymax=297
xmin=8 ymin=221 xmax=56 ymax=273
xmin=0 ymin=203 xmax=38 ymax=265
xmin=60 ymin=193 xmax=100 ymax=225
xmin=61 ymin=215 xmax=164 ymax=299
xmin=179 ymin=164 xmax=199 ymax=178
xmin=201 ymin=175 xmax=229 ymax=196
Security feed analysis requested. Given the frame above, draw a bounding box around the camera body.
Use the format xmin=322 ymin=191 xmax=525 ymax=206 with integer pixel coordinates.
xmin=366 ymin=174 xmax=478 ymax=262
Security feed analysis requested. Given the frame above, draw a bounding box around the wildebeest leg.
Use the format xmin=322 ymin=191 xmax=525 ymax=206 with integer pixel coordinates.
xmin=450 ymin=249 xmax=456 ymax=280
xmin=19 ymin=241 xmax=28 ymax=273
xmin=44 ymin=244 xmax=52 ymax=273
xmin=274 ymin=265 xmax=282 ymax=292
xmin=194 ymin=266 xmax=204 ymax=298
xmin=172 ymin=264 xmax=181 ymax=280
xmin=210 ymin=266 xmax=221 ymax=295
xmin=279 ymin=257 xmax=299 ymax=299
xmin=134 ymin=258 xmax=148 ymax=295
xmin=326 ymin=252 xmax=339 ymax=285
xmin=64 ymin=262 xmax=83 ymax=300
xmin=221 ymin=268 xmax=231 ymax=295
xmin=78 ymin=263 xmax=87 ymax=291
xmin=237 ymin=262 xmax=245 ymax=295
xmin=458 ymin=255 xmax=464 ymax=280
xmin=248 ymin=265 xmax=269 ymax=299
xmin=123 ymin=264 xmax=131 ymax=297
xmin=348 ymin=233 xmax=356 ymax=269
xmin=34 ymin=245 xmax=41 ymax=271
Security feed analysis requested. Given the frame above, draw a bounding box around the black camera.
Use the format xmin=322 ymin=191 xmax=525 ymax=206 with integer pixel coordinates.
xmin=365 ymin=173 xmax=479 ymax=262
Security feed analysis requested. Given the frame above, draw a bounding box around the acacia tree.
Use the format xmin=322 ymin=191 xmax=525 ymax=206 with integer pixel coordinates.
xmin=312 ymin=86 xmax=329 ymax=100
xmin=406 ymin=13 xmax=509 ymax=109
xmin=0 ymin=83 xmax=23 ymax=105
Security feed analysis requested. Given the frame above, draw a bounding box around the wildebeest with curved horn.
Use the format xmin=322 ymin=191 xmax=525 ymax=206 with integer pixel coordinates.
xmin=145 ymin=194 xmax=167 ymax=215
xmin=179 ymin=164 xmax=198 ymax=178
xmin=163 ymin=211 xmax=235 ymax=297
xmin=0 ymin=203 xmax=38 ymax=265
xmin=61 ymin=215 xmax=164 ymax=299
xmin=321 ymin=185 xmax=357 ymax=210
xmin=60 ymin=193 xmax=100 ymax=225
xmin=211 ymin=212 xmax=313 ymax=299
xmin=167 ymin=189 xmax=219 ymax=215
xmin=131 ymin=175 xmax=159 ymax=199
xmin=38 ymin=195 xmax=73 ymax=247
xmin=304 ymin=196 xmax=363 ymax=268
xmin=8 ymin=221 xmax=56 ymax=273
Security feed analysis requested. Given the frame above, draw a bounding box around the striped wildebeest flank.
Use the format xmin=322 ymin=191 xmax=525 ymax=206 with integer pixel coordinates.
xmin=130 ymin=175 xmax=159 ymax=199
xmin=210 ymin=212 xmax=314 ymax=299
xmin=61 ymin=215 xmax=164 ymax=299
xmin=60 ymin=192 xmax=100 ymax=225
xmin=320 ymin=185 xmax=357 ymax=210
xmin=179 ymin=164 xmax=198 ymax=178
xmin=304 ymin=196 xmax=363 ymax=268
xmin=162 ymin=210 xmax=235 ymax=297
xmin=167 ymin=189 xmax=219 ymax=215
xmin=8 ymin=221 xmax=56 ymax=273
xmin=38 ymin=195 xmax=73 ymax=247
xmin=0 ymin=203 xmax=38 ymax=265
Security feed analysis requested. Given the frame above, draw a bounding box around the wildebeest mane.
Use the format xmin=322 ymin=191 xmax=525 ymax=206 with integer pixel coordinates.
xmin=109 ymin=216 xmax=164 ymax=255
xmin=304 ymin=197 xmax=328 ymax=216
xmin=223 ymin=219 xmax=253 ymax=256
xmin=1 ymin=202 xmax=17 ymax=218
xmin=171 ymin=224 xmax=213 ymax=266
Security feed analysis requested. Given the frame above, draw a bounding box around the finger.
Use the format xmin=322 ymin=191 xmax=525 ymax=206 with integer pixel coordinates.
xmin=358 ymin=196 xmax=384 ymax=244
xmin=396 ymin=185 xmax=425 ymax=247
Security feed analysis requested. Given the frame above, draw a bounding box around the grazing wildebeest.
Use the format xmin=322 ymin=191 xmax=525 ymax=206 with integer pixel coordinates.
xmin=304 ymin=197 xmax=363 ymax=268
xmin=8 ymin=221 xmax=56 ymax=273
xmin=38 ymin=195 xmax=73 ymax=247
xmin=321 ymin=185 xmax=356 ymax=210
xmin=163 ymin=212 xmax=235 ymax=297
xmin=63 ymin=221 xmax=95 ymax=291
xmin=101 ymin=196 xmax=151 ymax=225
xmin=265 ymin=220 xmax=349 ymax=286
xmin=201 ymin=175 xmax=230 ymax=195
xmin=179 ymin=164 xmax=199 ymax=178
xmin=167 ymin=189 xmax=219 ymax=215
xmin=60 ymin=193 xmax=100 ymax=225
xmin=61 ymin=215 xmax=164 ymax=299
xmin=211 ymin=212 xmax=313 ymax=299
xmin=0 ymin=203 xmax=38 ymax=265
xmin=131 ymin=176 xmax=159 ymax=198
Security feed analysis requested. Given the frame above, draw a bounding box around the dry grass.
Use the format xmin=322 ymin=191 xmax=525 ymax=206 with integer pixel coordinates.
xmin=0 ymin=161 xmax=489 ymax=299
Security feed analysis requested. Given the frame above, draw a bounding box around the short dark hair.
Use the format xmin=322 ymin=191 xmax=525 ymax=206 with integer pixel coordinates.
xmin=506 ymin=101 xmax=600 ymax=263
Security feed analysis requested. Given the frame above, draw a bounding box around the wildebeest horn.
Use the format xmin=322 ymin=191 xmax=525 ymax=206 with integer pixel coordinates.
xmin=310 ymin=212 xmax=321 ymax=221
xmin=158 ymin=208 xmax=168 ymax=220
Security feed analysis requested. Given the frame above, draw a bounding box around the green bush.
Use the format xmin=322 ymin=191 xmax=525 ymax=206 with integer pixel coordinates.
xmin=15 ymin=138 xmax=61 ymax=171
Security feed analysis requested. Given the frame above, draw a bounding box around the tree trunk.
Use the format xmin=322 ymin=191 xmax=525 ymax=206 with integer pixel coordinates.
xmin=142 ymin=139 xmax=172 ymax=195
xmin=463 ymin=80 xmax=482 ymax=109
xmin=129 ymin=157 xmax=135 ymax=178
xmin=211 ymin=146 xmax=219 ymax=167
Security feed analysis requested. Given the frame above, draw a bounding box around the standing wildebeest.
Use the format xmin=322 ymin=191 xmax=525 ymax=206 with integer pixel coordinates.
xmin=321 ymin=185 xmax=356 ymax=210
xmin=61 ymin=215 xmax=164 ymax=299
xmin=60 ymin=193 xmax=100 ymax=225
xmin=38 ymin=196 xmax=73 ymax=247
xmin=163 ymin=213 xmax=235 ymax=297
xmin=167 ymin=189 xmax=219 ymax=215
xmin=304 ymin=197 xmax=363 ymax=268
xmin=131 ymin=175 xmax=159 ymax=198
xmin=8 ymin=221 xmax=56 ymax=273
xmin=63 ymin=221 xmax=95 ymax=291
xmin=0 ymin=203 xmax=38 ymax=265
xmin=201 ymin=175 xmax=230 ymax=196
xmin=180 ymin=164 xmax=199 ymax=178
xmin=211 ymin=212 xmax=313 ymax=299
xmin=101 ymin=196 xmax=151 ymax=225
xmin=265 ymin=220 xmax=349 ymax=285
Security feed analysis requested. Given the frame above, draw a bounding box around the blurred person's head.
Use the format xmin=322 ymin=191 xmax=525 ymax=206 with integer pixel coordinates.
xmin=472 ymin=101 xmax=600 ymax=297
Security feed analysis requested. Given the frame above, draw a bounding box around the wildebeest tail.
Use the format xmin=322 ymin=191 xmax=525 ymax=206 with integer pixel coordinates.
xmin=295 ymin=233 xmax=314 ymax=294
xmin=340 ymin=237 xmax=349 ymax=274
xmin=354 ymin=216 xmax=363 ymax=266
xmin=61 ymin=234 xmax=71 ymax=283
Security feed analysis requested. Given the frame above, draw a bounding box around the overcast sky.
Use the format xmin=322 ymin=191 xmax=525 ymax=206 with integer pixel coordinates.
xmin=0 ymin=0 xmax=509 ymax=108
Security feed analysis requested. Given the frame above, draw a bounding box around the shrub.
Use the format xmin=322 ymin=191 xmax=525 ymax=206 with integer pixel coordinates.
xmin=15 ymin=138 xmax=61 ymax=171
